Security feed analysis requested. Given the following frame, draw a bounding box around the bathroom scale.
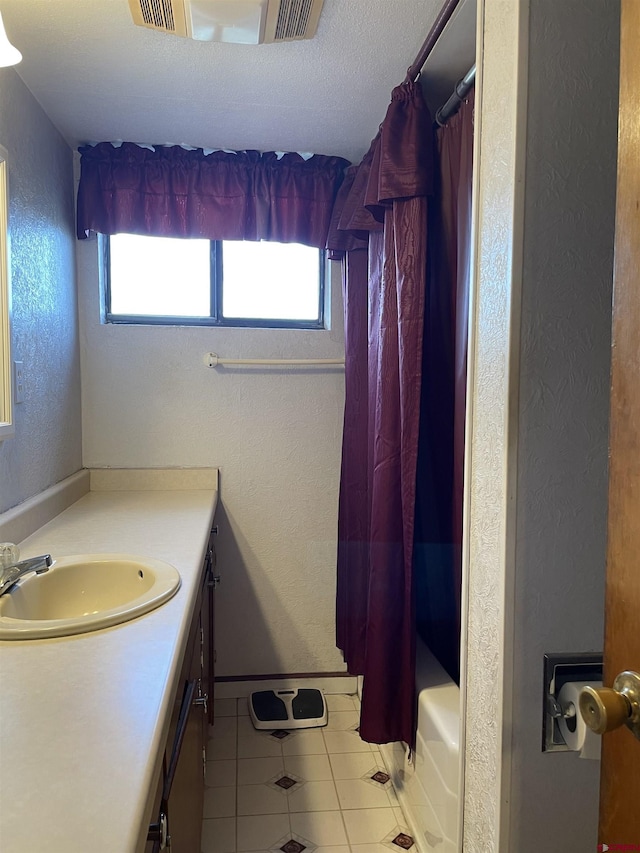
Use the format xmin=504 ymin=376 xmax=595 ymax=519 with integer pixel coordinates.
xmin=248 ymin=687 xmax=328 ymax=730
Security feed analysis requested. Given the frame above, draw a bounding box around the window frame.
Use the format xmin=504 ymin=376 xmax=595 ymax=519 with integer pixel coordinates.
xmin=103 ymin=235 xmax=327 ymax=330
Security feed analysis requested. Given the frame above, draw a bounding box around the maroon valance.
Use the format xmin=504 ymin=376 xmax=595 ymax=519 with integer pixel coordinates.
xmin=326 ymin=81 xmax=433 ymax=256
xmin=76 ymin=142 xmax=349 ymax=248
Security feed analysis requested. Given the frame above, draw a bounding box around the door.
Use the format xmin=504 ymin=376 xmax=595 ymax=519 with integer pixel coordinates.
xmin=597 ymin=0 xmax=640 ymax=844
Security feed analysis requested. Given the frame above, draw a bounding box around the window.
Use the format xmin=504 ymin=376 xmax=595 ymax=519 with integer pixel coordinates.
xmin=104 ymin=234 xmax=326 ymax=329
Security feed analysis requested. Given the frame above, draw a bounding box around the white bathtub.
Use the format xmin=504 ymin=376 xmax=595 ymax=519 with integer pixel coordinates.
xmin=380 ymin=637 xmax=460 ymax=852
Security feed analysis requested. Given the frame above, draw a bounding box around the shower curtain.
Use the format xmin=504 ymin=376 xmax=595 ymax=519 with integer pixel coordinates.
xmin=329 ymin=85 xmax=474 ymax=746
xmin=415 ymin=92 xmax=475 ymax=684
xmin=329 ymin=81 xmax=433 ymax=746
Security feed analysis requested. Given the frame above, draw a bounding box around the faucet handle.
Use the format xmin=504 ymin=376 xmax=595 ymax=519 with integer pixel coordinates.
xmin=0 ymin=543 xmax=19 ymax=568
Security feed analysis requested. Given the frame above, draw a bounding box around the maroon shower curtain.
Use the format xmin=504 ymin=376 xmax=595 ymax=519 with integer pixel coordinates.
xmin=76 ymin=143 xmax=349 ymax=248
xmin=440 ymin=93 xmax=474 ymax=621
xmin=414 ymin=93 xmax=474 ymax=682
xmin=330 ymin=164 xmax=375 ymax=676
xmin=334 ymin=247 xmax=369 ymax=675
xmin=329 ymin=81 xmax=434 ymax=746
xmin=331 ymin=85 xmax=473 ymax=745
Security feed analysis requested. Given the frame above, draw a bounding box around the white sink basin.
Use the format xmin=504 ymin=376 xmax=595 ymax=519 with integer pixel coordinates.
xmin=0 ymin=553 xmax=181 ymax=639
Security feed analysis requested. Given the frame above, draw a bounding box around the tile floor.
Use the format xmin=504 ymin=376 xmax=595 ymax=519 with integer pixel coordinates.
xmin=202 ymin=694 xmax=416 ymax=853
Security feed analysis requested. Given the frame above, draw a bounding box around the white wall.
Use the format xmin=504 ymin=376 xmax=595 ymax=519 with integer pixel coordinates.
xmin=0 ymin=69 xmax=82 ymax=513
xmin=508 ymin=1 xmax=619 ymax=849
xmin=464 ymin=1 xmax=619 ymax=850
xmin=77 ymin=239 xmax=347 ymax=677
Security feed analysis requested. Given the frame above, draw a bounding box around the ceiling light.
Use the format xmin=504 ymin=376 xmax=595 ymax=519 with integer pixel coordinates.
xmin=0 ymin=12 xmax=21 ymax=68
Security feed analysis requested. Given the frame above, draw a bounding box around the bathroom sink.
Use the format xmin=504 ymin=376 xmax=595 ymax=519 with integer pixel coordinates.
xmin=0 ymin=553 xmax=181 ymax=639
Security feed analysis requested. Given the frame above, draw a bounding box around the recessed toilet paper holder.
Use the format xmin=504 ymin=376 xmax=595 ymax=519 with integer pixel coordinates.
xmin=547 ymin=692 xmax=577 ymax=721
xmin=542 ymin=652 xmax=603 ymax=753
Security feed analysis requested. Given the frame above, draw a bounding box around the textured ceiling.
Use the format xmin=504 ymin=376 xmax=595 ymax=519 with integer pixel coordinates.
xmin=2 ymin=0 xmax=474 ymax=164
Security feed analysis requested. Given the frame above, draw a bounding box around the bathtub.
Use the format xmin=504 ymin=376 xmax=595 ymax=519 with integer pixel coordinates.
xmin=380 ymin=637 xmax=460 ymax=852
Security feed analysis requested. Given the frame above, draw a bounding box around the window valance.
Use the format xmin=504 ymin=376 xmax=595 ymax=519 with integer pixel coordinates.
xmin=326 ymin=81 xmax=434 ymax=258
xmin=76 ymin=142 xmax=349 ymax=249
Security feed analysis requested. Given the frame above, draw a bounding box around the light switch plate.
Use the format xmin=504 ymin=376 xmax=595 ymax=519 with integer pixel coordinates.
xmin=13 ymin=361 xmax=24 ymax=404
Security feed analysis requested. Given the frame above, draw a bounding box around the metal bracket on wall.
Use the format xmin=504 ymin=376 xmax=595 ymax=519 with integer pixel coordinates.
xmin=542 ymin=652 xmax=603 ymax=752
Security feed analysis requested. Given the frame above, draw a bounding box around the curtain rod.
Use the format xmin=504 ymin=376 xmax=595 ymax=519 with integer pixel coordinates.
xmin=204 ymin=352 xmax=345 ymax=368
xmin=405 ymin=0 xmax=461 ymax=83
xmin=435 ymin=63 xmax=476 ymax=126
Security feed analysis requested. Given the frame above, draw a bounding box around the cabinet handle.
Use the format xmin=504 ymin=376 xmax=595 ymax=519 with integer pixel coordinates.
xmin=148 ymin=811 xmax=169 ymax=849
xmin=195 ymin=693 xmax=209 ymax=715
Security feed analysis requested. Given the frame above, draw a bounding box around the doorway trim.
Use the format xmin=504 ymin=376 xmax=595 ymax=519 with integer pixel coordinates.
xmin=460 ymin=1 xmax=529 ymax=850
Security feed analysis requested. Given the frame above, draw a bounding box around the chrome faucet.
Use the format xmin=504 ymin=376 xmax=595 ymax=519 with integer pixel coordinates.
xmin=0 ymin=554 xmax=53 ymax=596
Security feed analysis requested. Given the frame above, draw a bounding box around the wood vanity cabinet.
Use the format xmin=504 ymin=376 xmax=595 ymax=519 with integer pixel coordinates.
xmin=146 ymin=527 xmax=217 ymax=852
xmin=202 ymin=527 xmax=216 ymax=729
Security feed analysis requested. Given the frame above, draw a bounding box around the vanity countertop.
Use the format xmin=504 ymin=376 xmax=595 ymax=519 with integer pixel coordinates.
xmin=0 ymin=469 xmax=218 ymax=853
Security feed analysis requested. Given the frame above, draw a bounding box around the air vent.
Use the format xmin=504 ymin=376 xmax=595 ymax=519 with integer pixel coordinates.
xmin=128 ymin=0 xmax=324 ymax=43
xmin=128 ymin=0 xmax=188 ymax=36
xmin=264 ymin=0 xmax=324 ymax=42
xmin=140 ymin=0 xmax=174 ymax=30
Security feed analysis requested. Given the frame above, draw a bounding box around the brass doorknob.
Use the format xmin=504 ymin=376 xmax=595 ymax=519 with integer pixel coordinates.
xmin=579 ymin=671 xmax=640 ymax=740
xmin=579 ymin=686 xmax=630 ymax=734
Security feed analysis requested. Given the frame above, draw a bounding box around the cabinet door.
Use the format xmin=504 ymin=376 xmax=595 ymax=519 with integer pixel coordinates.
xmin=144 ymin=767 xmax=165 ymax=853
xmin=164 ymin=676 xmax=205 ymax=850
xmin=146 ymin=550 xmax=212 ymax=852
xmin=163 ymin=570 xmax=208 ymax=852
xmin=202 ymin=530 xmax=217 ymax=726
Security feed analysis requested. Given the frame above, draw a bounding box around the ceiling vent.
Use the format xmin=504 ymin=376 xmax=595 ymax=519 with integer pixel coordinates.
xmin=127 ymin=0 xmax=325 ymax=44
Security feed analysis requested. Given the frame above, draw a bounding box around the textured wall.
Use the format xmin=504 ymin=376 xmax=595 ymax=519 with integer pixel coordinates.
xmin=4 ymin=0 xmax=444 ymax=167
xmin=0 ymin=69 xmax=82 ymax=513
xmin=464 ymin=1 xmax=620 ymax=850
xmin=77 ymin=241 xmax=347 ymax=676
xmin=508 ymin=1 xmax=619 ymax=849
xmin=462 ymin=1 xmax=529 ymax=849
